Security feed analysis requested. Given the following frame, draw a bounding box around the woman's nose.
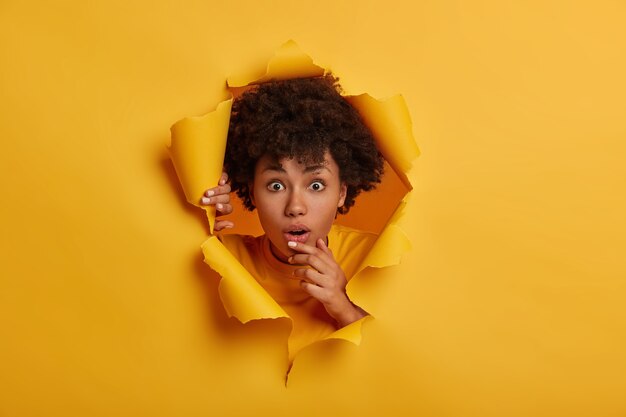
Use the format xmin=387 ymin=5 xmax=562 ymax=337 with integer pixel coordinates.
xmin=285 ymin=189 xmax=307 ymax=217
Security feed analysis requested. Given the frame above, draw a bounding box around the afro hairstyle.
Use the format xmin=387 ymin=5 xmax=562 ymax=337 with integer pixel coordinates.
xmin=223 ymin=74 xmax=384 ymax=214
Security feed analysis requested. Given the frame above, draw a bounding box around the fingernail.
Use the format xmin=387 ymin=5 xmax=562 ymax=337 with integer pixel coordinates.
xmin=206 ymin=190 xmax=215 ymax=197
xmin=216 ymin=203 xmax=223 ymax=210
xmin=288 ymin=256 xmax=293 ymax=263
xmin=201 ymin=197 xmax=210 ymax=204
xmin=287 ymin=241 xmax=297 ymax=248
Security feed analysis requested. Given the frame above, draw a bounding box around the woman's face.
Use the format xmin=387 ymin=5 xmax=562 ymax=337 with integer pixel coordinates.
xmin=251 ymin=151 xmax=347 ymax=262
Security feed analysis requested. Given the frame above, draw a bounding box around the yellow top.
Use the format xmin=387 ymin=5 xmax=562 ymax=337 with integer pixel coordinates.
xmin=219 ymin=224 xmax=378 ymax=360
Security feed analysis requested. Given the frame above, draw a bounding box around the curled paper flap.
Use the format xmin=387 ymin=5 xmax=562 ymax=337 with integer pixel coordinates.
xmin=169 ymin=40 xmax=419 ymax=365
xmin=201 ymin=236 xmax=287 ymax=322
xmin=357 ymin=199 xmax=411 ymax=271
xmin=344 ymin=199 xmax=411 ymax=318
xmin=227 ymin=40 xmax=325 ymax=87
xmin=322 ymin=315 xmax=371 ymax=345
xmin=346 ymin=94 xmax=420 ymax=190
xmin=168 ymin=99 xmax=233 ymax=233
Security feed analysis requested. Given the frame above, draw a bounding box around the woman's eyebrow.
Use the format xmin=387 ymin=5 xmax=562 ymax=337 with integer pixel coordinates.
xmin=262 ymin=164 xmax=285 ymax=173
xmin=303 ymin=164 xmax=330 ymax=174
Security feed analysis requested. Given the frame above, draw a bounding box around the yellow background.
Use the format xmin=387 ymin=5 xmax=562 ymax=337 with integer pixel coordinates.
xmin=1 ymin=1 xmax=625 ymax=416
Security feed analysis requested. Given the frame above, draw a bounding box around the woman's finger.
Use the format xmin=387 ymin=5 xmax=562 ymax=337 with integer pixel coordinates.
xmin=200 ymin=194 xmax=231 ymax=205
xmin=219 ymin=172 xmax=228 ymax=185
xmin=316 ymin=238 xmax=333 ymax=256
xmin=215 ymin=203 xmax=233 ymax=215
xmin=299 ymin=280 xmax=328 ymax=303
xmin=288 ymin=240 xmax=332 ymax=258
xmin=289 ymin=253 xmax=330 ymax=273
xmin=214 ymin=220 xmax=234 ymax=232
xmin=203 ymin=183 xmax=231 ymax=198
xmin=293 ymin=267 xmax=329 ymax=287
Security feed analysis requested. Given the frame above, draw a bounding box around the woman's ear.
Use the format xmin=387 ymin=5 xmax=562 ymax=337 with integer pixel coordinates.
xmin=338 ymin=182 xmax=347 ymax=208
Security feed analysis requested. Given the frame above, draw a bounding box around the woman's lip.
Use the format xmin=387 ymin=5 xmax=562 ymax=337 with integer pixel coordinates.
xmin=284 ymin=224 xmax=310 ymax=233
xmin=284 ymin=232 xmax=310 ymax=243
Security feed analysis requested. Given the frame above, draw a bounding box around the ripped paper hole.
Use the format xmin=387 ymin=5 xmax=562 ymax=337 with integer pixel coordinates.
xmin=168 ymin=40 xmax=419 ymax=374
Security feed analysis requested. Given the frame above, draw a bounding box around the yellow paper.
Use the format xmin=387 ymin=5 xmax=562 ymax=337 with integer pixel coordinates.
xmin=168 ymin=99 xmax=232 ymax=233
xmin=4 ymin=1 xmax=626 ymax=414
xmin=227 ymin=40 xmax=325 ymax=87
xmin=322 ymin=315 xmax=372 ymax=345
xmin=201 ymin=236 xmax=287 ymax=322
xmin=169 ymin=41 xmax=419 ymax=370
xmin=346 ymin=94 xmax=420 ymax=189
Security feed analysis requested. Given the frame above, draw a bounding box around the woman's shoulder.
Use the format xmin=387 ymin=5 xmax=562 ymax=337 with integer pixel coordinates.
xmin=329 ymin=224 xmax=377 ymax=262
xmin=329 ymin=224 xmax=378 ymax=245
xmin=328 ymin=225 xmax=378 ymax=279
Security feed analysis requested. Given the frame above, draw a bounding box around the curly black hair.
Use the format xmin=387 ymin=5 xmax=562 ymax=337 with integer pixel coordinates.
xmin=224 ymin=75 xmax=384 ymax=214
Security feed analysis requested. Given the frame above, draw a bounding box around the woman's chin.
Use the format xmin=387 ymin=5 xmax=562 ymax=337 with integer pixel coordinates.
xmin=268 ymin=241 xmax=293 ymax=263
xmin=268 ymin=232 xmax=323 ymax=262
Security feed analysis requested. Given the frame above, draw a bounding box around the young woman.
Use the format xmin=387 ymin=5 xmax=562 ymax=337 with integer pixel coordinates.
xmin=201 ymin=75 xmax=385 ymax=357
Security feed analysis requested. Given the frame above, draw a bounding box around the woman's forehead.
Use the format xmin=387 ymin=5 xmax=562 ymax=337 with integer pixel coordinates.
xmin=255 ymin=151 xmax=338 ymax=174
xmin=259 ymin=151 xmax=335 ymax=167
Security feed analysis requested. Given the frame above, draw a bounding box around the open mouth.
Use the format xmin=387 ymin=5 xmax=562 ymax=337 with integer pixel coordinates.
xmin=284 ymin=226 xmax=311 ymax=244
xmin=288 ymin=230 xmax=307 ymax=236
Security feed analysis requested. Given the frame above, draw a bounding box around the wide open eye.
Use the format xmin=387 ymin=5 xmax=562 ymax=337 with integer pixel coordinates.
xmin=309 ymin=181 xmax=326 ymax=191
xmin=267 ymin=181 xmax=285 ymax=191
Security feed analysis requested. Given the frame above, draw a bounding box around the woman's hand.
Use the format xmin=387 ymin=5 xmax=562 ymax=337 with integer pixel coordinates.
xmin=200 ymin=172 xmax=234 ymax=232
xmin=288 ymin=238 xmax=367 ymax=328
